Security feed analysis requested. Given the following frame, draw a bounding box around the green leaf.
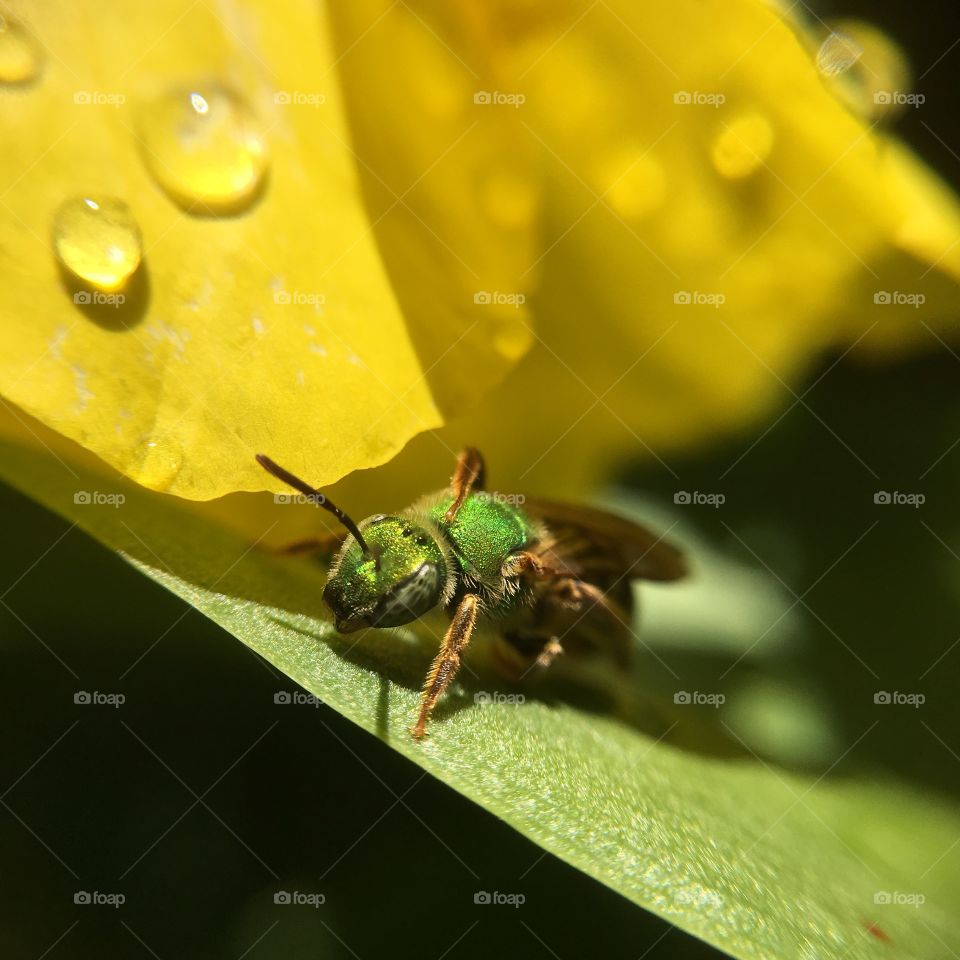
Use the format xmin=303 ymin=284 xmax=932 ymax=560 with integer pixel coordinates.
xmin=3 ymin=437 xmax=959 ymax=960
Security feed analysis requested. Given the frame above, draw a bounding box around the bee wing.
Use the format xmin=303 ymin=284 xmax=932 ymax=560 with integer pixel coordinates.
xmin=522 ymin=498 xmax=687 ymax=584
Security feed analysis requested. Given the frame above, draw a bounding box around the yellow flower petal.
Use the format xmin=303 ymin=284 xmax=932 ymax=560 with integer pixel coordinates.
xmin=0 ymin=0 xmax=531 ymax=499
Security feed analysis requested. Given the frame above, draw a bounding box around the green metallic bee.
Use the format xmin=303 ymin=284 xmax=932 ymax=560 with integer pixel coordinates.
xmin=256 ymin=448 xmax=686 ymax=738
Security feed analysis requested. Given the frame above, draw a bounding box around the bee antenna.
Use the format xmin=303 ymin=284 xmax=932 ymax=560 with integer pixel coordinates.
xmin=255 ymin=454 xmax=376 ymax=563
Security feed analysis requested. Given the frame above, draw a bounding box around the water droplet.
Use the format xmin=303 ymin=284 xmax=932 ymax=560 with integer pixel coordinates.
xmin=817 ymin=20 xmax=912 ymax=122
xmin=136 ymin=438 xmax=183 ymax=491
xmin=138 ymin=83 xmax=268 ymax=212
xmin=493 ymin=322 xmax=531 ymax=361
xmin=816 ymin=31 xmax=862 ymax=77
xmin=595 ymin=149 xmax=665 ymax=220
xmin=0 ymin=14 xmax=43 ymax=85
xmin=710 ymin=114 xmax=775 ymax=180
xmin=53 ymin=196 xmax=143 ymax=292
xmin=481 ymin=169 xmax=538 ymax=229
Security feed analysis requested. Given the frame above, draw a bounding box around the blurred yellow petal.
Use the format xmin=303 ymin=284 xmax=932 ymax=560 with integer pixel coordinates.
xmin=326 ymin=2 xmax=539 ymax=412
xmin=0 ymin=0 xmax=531 ymax=499
xmin=337 ymin=0 xmax=960 ymax=493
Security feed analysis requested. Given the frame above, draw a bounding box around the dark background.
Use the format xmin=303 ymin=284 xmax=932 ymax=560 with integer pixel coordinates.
xmin=3 ymin=4 xmax=960 ymax=958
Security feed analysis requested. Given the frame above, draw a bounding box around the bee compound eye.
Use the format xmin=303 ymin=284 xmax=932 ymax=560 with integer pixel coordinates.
xmin=369 ymin=563 xmax=441 ymax=627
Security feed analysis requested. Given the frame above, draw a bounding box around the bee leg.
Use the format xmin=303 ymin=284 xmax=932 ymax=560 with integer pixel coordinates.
xmin=535 ymin=637 xmax=565 ymax=669
xmin=444 ymin=447 xmax=486 ymax=523
xmin=500 ymin=550 xmax=569 ymax=580
xmin=556 ymin=580 xmax=631 ymax=628
xmin=492 ymin=632 xmax=563 ymax=680
xmin=413 ymin=593 xmax=480 ymax=739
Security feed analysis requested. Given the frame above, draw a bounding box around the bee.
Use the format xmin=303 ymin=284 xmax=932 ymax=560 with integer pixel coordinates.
xmin=256 ymin=448 xmax=686 ymax=738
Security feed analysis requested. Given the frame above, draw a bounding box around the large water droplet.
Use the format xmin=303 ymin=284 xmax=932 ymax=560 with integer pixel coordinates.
xmin=53 ymin=196 xmax=143 ymax=291
xmin=710 ymin=114 xmax=775 ymax=180
xmin=816 ymin=31 xmax=863 ymax=77
xmin=0 ymin=14 xmax=43 ymax=85
xmin=136 ymin=438 xmax=183 ymax=491
xmin=138 ymin=84 xmax=268 ymax=212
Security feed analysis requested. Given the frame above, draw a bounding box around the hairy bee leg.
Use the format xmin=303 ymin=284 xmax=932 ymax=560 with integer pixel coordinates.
xmin=555 ymin=579 xmax=631 ymax=628
xmin=413 ymin=593 xmax=480 ymax=739
xmin=444 ymin=447 xmax=486 ymax=523
xmin=500 ymin=549 xmax=570 ymax=580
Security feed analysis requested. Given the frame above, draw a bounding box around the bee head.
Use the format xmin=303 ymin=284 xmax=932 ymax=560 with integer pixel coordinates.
xmin=323 ymin=516 xmax=446 ymax=632
xmin=252 ymin=456 xmax=447 ymax=634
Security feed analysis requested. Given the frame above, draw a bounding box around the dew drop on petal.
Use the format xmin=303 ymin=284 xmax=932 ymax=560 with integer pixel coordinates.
xmin=136 ymin=438 xmax=183 ymax=491
xmin=595 ymin=149 xmax=665 ymax=220
xmin=53 ymin=196 xmax=143 ymax=292
xmin=0 ymin=14 xmax=43 ymax=85
xmin=710 ymin=114 xmax=775 ymax=180
xmin=493 ymin=321 xmax=532 ymax=361
xmin=138 ymin=83 xmax=268 ymax=212
xmin=818 ymin=20 xmax=912 ymax=122
xmin=816 ymin=31 xmax=863 ymax=77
